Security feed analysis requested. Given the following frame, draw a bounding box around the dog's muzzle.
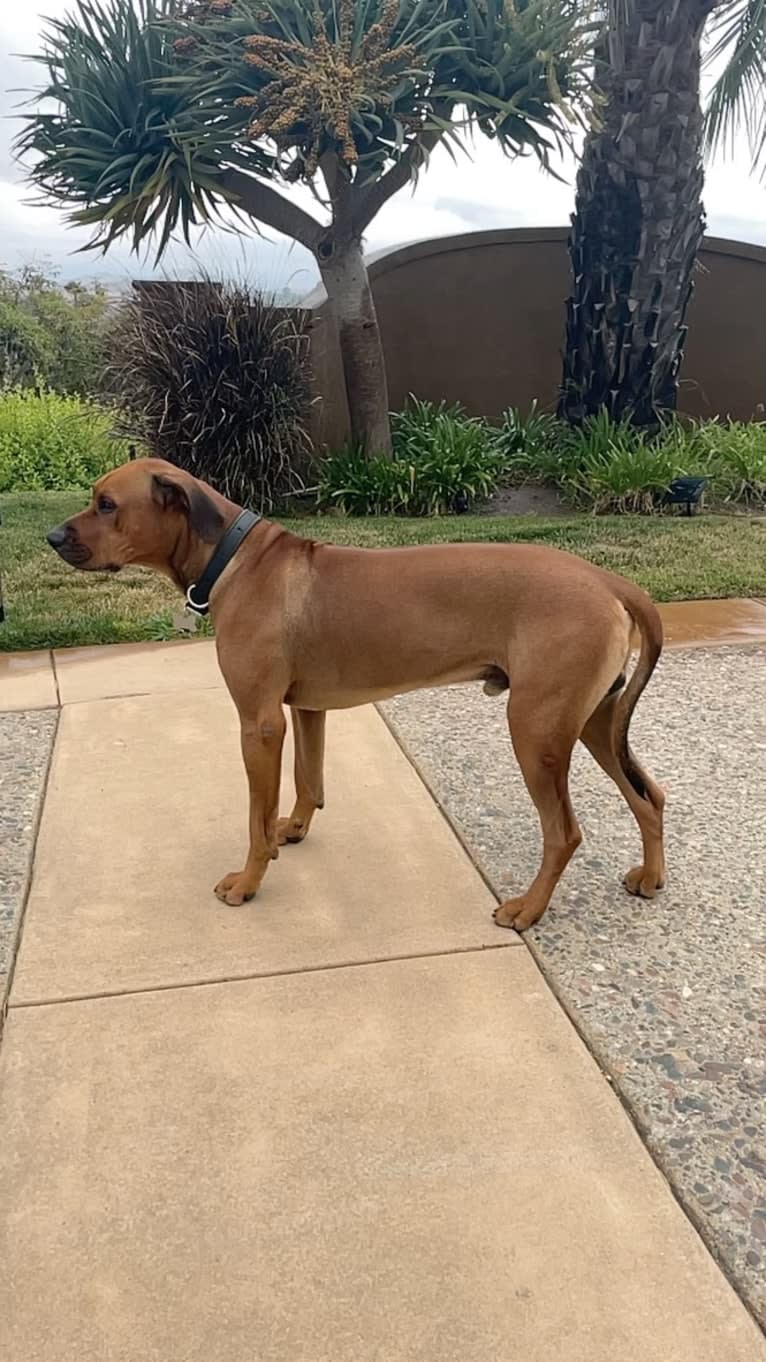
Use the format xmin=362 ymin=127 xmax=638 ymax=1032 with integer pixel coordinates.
xmin=46 ymin=524 xmax=93 ymax=567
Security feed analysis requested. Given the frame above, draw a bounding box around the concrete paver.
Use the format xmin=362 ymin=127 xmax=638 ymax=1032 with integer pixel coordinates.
xmin=658 ymin=597 xmax=766 ymax=646
xmin=10 ymin=688 xmax=511 ymax=1004
xmin=1 ymin=950 xmax=763 ymax=1362
xmin=0 ymin=650 xmax=57 ymax=711
xmin=53 ymin=637 xmax=221 ymax=705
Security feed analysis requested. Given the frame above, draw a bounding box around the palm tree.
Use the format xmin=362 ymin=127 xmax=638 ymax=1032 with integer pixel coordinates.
xmin=560 ymin=0 xmax=766 ymax=428
xmin=17 ymin=0 xmax=595 ymax=456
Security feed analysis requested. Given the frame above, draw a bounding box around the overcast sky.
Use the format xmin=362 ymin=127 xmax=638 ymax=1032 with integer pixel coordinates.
xmin=2 ymin=4 xmax=765 ymax=294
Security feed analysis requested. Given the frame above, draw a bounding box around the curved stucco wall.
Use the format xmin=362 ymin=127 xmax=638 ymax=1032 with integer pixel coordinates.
xmin=307 ymin=228 xmax=766 ymax=446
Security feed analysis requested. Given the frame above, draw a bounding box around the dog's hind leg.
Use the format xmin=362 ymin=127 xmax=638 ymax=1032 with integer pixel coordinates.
xmin=580 ymin=693 xmax=665 ymax=898
xmin=278 ymin=708 xmax=326 ymax=846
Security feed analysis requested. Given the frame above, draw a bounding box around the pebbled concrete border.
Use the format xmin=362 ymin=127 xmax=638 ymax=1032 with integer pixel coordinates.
xmin=0 ymin=710 xmax=58 ymax=1027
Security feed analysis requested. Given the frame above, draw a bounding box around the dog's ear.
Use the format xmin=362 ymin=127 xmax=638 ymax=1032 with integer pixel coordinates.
xmin=151 ymin=472 xmax=224 ymax=543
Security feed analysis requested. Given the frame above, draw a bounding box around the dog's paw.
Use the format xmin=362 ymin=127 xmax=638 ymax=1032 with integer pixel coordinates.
xmin=621 ymin=866 xmax=662 ymax=898
xmin=623 ymin=866 xmax=665 ymax=899
xmin=214 ymin=871 xmax=258 ymax=907
xmin=493 ymin=897 xmax=543 ymax=933
xmin=277 ymin=816 xmax=308 ymax=846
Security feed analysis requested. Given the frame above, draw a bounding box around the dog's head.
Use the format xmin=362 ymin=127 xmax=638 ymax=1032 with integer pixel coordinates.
xmin=47 ymin=458 xmax=224 ymax=574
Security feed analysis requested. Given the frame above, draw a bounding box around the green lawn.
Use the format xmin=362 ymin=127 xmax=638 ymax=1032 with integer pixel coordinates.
xmin=2 ymin=490 xmax=765 ymax=652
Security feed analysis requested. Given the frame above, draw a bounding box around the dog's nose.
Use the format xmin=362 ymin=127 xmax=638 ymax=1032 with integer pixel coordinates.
xmin=46 ymin=526 xmax=68 ymax=549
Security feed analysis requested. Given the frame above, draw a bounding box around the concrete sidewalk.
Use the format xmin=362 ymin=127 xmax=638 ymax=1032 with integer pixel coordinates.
xmin=1 ymin=643 xmax=764 ymax=1360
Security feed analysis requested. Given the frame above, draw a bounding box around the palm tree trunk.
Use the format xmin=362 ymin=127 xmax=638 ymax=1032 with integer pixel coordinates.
xmin=318 ymin=237 xmax=392 ymax=456
xmin=560 ymin=0 xmax=710 ymax=427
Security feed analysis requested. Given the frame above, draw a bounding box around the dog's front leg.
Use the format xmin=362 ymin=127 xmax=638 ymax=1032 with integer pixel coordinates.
xmin=215 ymin=706 xmax=286 ymax=907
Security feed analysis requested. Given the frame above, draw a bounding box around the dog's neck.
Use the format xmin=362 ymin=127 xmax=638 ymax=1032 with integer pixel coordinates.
xmin=168 ymin=501 xmax=242 ymax=594
xmin=168 ymin=532 xmax=212 ymax=593
xmin=167 ymin=506 xmax=278 ymax=601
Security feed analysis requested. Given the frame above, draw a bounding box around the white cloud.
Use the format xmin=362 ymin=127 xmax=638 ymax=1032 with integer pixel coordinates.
xmin=2 ymin=2 xmax=765 ymax=288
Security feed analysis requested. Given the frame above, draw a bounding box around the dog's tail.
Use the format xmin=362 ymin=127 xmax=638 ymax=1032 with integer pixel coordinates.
xmin=613 ymin=585 xmax=663 ymax=801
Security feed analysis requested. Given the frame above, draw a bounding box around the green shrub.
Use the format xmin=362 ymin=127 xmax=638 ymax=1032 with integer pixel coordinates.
xmin=695 ymin=419 xmax=766 ymax=507
xmin=320 ymin=447 xmax=417 ymax=516
xmin=322 ymin=399 xmax=506 ymax=515
xmin=29 ymin=286 xmax=113 ymax=397
xmin=497 ymin=401 xmax=574 ymax=484
xmin=497 ymin=406 xmax=766 ymax=513
xmin=0 ymin=300 xmax=54 ymax=389
xmin=325 ymin=401 xmax=766 ymax=518
xmin=392 ymin=396 xmax=491 ymax=458
xmin=498 ymin=406 xmax=688 ymax=511
xmin=0 ymin=266 xmax=112 ymax=396
xmin=562 ymin=414 xmax=766 ymax=512
xmin=103 ymin=279 xmax=313 ymax=511
xmin=556 ymin=411 xmax=692 ymax=513
xmin=0 ymin=389 xmax=129 ymax=492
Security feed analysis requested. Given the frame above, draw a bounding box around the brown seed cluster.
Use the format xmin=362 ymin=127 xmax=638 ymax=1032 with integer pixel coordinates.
xmin=235 ymin=0 xmax=417 ymax=174
xmin=181 ymin=0 xmax=234 ymax=14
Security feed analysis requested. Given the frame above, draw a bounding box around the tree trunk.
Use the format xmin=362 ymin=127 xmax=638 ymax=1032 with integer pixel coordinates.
xmin=560 ymin=0 xmax=709 ymax=427
xmin=318 ymin=236 xmax=392 ymax=457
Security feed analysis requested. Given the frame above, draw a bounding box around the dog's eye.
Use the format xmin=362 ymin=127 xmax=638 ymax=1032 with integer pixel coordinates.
xmin=97 ymin=496 xmax=116 ymax=514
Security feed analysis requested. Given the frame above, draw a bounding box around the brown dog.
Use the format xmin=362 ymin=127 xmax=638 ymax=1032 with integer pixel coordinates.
xmin=47 ymin=457 xmax=665 ymax=930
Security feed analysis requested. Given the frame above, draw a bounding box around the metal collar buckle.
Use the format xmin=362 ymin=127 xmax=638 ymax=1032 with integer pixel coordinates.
xmin=185 ymin=584 xmax=209 ymax=617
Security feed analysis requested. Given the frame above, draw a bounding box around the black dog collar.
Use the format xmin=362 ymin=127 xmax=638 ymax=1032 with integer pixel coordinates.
xmin=185 ymin=509 xmax=261 ymax=616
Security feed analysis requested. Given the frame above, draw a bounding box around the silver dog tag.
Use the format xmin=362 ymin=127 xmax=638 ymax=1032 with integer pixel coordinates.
xmin=172 ymin=607 xmax=199 ymax=635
